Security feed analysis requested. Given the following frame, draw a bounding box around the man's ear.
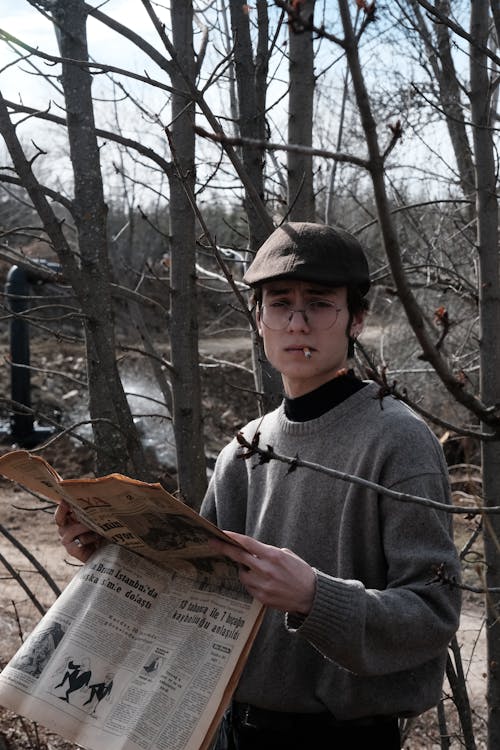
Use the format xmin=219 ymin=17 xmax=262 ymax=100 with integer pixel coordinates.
xmin=255 ymin=307 xmax=263 ymax=337
xmin=350 ymin=310 xmax=366 ymax=339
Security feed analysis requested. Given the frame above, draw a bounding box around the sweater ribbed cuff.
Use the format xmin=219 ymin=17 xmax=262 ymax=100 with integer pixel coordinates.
xmin=286 ymin=570 xmax=365 ymax=660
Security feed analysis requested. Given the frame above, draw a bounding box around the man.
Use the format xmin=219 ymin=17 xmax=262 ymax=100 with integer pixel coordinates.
xmin=202 ymin=222 xmax=461 ymax=749
xmin=57 ymin=222 xmax=461 ymax=750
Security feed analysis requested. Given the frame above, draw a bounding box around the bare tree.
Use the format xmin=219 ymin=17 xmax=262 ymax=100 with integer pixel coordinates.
xmin=286 ymin=0 xmax=316 ymax=220
xmin=468 ymin=4 xmax=500 ymax=747
xmin=0 ymin=1 xmax=216 ymax=502
xmin=333 ymin=1 xmax=499 ymax=746
xmin=383 ymin=4 xmax=500 ymax=746
xmin=226 ymin=0 xmax=282 ymax=411
xmin=404 ymin=0 xmax=475 ymax=206
xmin=0 ymin=0 xmax=150 ymax=478
xmin=145 ymin=0 xmax=208 ymax=506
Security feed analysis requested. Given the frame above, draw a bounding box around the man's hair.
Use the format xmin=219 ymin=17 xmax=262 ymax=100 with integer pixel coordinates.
xmin=346 ymin=286 xmax=370 ymax=358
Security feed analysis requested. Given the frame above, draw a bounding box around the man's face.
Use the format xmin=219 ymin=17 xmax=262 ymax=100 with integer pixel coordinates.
xmin=256 ymin=279 xmax=365 ymax=398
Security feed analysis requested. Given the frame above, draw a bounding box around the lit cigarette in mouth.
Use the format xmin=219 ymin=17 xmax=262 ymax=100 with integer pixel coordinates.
xmin=303 ymin=347 xmax=312 ymax=359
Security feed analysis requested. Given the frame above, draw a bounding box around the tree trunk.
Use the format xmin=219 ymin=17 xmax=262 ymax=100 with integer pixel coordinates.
xmin=230 ymin=0 xmax=282 ymax=411
xmin=408 ymin=0 xmax=475 ymax=208
xmin=50 ymin=0 xmax=149 ymax=477
xmin=169 ymin=0 xmax=208 ymax=508
xmin=469 ymin=4 xmax=500 ymax=748
xmin=287 ymin=0 xmax=316 ymax=221
xmin=229 ymin=0 xmax=270 ymax=251
xmin=434 ymin=1 xmax=475 ymax=200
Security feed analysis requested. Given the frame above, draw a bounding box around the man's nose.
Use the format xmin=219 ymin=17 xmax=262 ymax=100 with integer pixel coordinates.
xmin=286 ymin=308 xmax=310 ymax=329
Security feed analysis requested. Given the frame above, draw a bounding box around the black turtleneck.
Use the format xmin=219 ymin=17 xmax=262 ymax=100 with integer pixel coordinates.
xmin=284 ymin=369 xmax=366 ymax=422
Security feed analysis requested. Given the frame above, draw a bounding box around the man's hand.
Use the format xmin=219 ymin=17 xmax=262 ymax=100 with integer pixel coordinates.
xmin=209 ymin=531 xmax=316 ymax=615
xmin=54 ymin=500 xmax=103 ymax=563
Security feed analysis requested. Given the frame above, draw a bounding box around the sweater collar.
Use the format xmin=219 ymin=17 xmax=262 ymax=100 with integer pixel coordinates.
xmin=284 ymin=369 xmax=366 ymax=422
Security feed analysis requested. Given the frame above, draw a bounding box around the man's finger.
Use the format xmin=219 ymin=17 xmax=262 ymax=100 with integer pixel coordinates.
xmin=222 ymin=530 xmax=267 ymax=555
xmin=54 ymin=500 xmax=71 ymax=528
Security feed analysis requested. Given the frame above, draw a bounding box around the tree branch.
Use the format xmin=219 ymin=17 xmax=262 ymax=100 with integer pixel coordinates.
xmin=0 ymin=26 xmax=177 ymax=95
xmin=337 ymin=0 xmax=500 ymax=430
xmin=194 ymin=126 xmax=371 ymax=170
xmin=235 ymin=431 xmax=498 ymax=515
xmin=3 ymin=99 xmax=174 ymax=178
xmin=0 ymin=172 xmax=73 ymax=213
xmin=0 ymin=91 xmax=81 ymax=285
xmin=414 ymin=0 xmax=500 ymax=67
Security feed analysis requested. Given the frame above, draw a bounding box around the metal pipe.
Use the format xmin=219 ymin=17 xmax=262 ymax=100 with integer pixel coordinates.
xmin=5 ymin=265 xmax=33 ymax=444
xmin=4 ymin=260 xmax=61 ymax=447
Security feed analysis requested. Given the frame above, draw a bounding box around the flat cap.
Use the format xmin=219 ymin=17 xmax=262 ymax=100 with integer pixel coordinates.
xmin=243 ymin=222 xmax=370 ymax=295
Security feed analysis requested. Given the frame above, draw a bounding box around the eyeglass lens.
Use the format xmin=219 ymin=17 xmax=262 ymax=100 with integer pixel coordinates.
xmin=261 ymin=302 xmax=340 ymax=330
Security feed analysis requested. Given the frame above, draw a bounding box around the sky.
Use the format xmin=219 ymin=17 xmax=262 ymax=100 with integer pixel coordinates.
xmin=0 ymin=1 xmax=167 ymax=106
xmin=0 ymin=1 xmax=197 ymax=201
xmin=0 ymin=1 xmax=468 ymax=208
xmin=0 ymin=1 xmax=289 ymax=208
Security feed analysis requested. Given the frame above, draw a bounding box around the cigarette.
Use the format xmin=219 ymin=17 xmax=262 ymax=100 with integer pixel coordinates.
xmin=303 ymin=347 xmax=312 ymax=359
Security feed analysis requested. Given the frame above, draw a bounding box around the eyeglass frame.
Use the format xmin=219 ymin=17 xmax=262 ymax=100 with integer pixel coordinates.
xmin=259 ymin=300 xmax=343 ymax=331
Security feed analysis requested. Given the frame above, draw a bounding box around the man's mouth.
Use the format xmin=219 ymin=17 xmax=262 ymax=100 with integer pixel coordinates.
xmin=286 ymin=345 xmax=314 ymax=358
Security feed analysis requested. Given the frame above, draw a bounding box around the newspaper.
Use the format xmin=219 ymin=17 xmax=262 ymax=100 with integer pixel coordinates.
xmin=0 ymin=450 xmax=265 ymax=750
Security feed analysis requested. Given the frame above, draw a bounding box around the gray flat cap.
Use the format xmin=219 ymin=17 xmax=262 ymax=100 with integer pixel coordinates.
xmin=243 ymin=222 xmax=370 ymax=295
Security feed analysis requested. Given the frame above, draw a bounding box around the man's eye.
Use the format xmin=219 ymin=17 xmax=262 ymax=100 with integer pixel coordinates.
xmin=269 ymin=301 xmax=289 ymax=309
xmin=308 ymin=300 xmax=334 ymax=310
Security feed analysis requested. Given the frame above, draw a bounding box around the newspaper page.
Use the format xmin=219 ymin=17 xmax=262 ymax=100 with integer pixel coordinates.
xmin=0 ymin=544 xmax=263 ymax=750
xmin=0 ymin=451 xmax=265 ymax=750
xmin=0 ymin=450 xmax=235 ymax=563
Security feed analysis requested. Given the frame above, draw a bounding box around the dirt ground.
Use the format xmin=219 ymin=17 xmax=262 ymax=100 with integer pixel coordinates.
xmin=0 ymin=335 xmax=488 ymax=749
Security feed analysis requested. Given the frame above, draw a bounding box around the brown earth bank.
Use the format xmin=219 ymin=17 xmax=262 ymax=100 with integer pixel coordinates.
xmin=0 ymin=335 xmax=488 ymax=749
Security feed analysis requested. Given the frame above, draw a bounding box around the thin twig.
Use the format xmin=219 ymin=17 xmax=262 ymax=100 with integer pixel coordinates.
xmin=235 ymin=431 xmax=500 ymax=516
xmin=0 ymin=523 xmax=62 ymax=598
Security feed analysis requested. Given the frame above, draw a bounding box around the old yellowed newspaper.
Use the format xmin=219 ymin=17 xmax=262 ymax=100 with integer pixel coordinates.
xmin=0 ymin=450 xmax=265 ymax=750
xmin=0 ymin=450 xmax=235 ymax=563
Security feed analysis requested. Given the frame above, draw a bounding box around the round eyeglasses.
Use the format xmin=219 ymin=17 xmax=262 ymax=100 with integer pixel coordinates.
xmin=260 ymin=301 xmax=342 ymax=331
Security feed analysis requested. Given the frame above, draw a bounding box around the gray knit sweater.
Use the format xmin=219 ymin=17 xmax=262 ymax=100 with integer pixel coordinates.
xmin=200 ymin=382 xmax=461 ymax=720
